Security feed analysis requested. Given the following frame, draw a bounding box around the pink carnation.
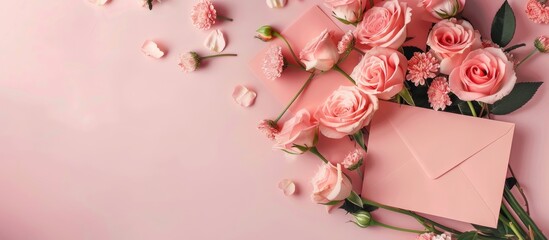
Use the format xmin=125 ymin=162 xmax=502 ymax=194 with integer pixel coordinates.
xmin=191 ymin=0 xmax=217 ymax=30
xmin=342 ymin=148 xmax=365 ymax=170
xmin=428 ymin=77 xmax=452 ymax=111
xmin=526 ymin=0 xmax=549 ymax=24
xmin=338 ymin=30 xmax=354 ymax=54
xmin=178 ymin=52 xmax=200 ymax=73
xmin=258 ymin=119 xmax=279 ymax=140
xmin=417 ymin=232 xmax=453 ymax=240
xmin=262 ymin=45 xmax=285 ymax=81
xmin=406 ymin=52 xmax=440 ymax=86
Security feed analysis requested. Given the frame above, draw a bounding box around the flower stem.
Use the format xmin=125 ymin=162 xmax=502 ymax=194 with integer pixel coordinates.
xmin=333 ymin=64 xmax=356 ymax=85
xmin=501 ymin=204 xmax=527 ymax=238
xmin=273 ymin=32 xmax=305 ymax=69
xmin=353 ymin=47 xmax=366 ymax=55
xmin=508 ymin=166 xmax=530 ymax=214
xmin=274 ymin=72 xmax=316 ymax=123
xmin=467 ymin=101 xmax=478 ymax=117
xmin=200 ymin=53 xmax=238 ymax=60
xmin=504 ymin=186 xmax=547 ymax=240
xmin=515 ymin=49 xmax=537 ymax=69
xmin=361 ymin=198 xmax=462 ymax=234
xmin=217 ymin=15 xmax=233 ymax=22
xmin=309 ymin=147 xmax=329 ymax=163
xmin=373 ymin=221 xmax=428 ymax=234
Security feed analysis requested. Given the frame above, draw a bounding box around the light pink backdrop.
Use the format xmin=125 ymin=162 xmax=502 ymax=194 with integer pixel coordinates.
xmin=0 ymin=0 xmax=547 ymax=239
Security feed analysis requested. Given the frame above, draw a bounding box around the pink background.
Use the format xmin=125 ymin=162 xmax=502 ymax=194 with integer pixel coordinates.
xmin=0 ymin=0 xmax=547 ymax=239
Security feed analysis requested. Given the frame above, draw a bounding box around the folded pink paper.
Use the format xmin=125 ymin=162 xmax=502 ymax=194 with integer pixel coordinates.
xmin=362 ymin=101 xmax=515 ymax=227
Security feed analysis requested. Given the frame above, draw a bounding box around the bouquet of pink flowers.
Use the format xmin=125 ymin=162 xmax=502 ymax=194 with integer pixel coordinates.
xmin=255 ymin=0 xmax=547 ymax=239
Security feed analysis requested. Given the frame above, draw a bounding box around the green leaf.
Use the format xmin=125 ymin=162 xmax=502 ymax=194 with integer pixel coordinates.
xmin=473 ymin=224 xmax=504 ymax=238
xmin=320 ymin=200 xmax=343 ymax=206
xmin=346 ymin=191 xmax=364 ymax=208
xmin=398 ymin=87 xmax=416 ymax=106
xmin=457 ymin=231 xmax=479 ymax=240
xmin=402 ymin=46 xmax=423 ymax=60
xmin=490 ymin=82 xmax=543 ymax=115
xmin=457 ymin=101 xmax=483 ymax=117
xmin=352 ymin=130 xmax=366 ymax=151
xmin=147 ymin=0 xmax=153 ymax=10
xmin=491 ymin=0 xmax=516 ymax=47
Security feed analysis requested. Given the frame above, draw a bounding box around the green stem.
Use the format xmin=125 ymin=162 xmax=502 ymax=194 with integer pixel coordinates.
xmin=273 ymin=72 xmax=315 ymax=123
xmin=373 ymin=221 xmax=428 ymax=234
xmin=515 ymin=49 xmax=537 ymax=69
xmin=508 ymin=166 xmax=530 ymax=214
xmin=361 ymin=198 xmax=461 ymax=235
xmin=217 ymin=15 xmax=233 ymax=22
xmin=504 ymin=186 xmax=547 ymax=240
xmin=467 ymin=101 xmax=478 ymax=117
xmin=200 ymin=53 xmax=238 ymax=60
xmin=353 ymin=47 xmax=365 ymax=55
xmin=333 ymin=64 xmax=356 ymax=85
xmin=309 ymin=147 xmax=329 ymax=163
xmin=501 ymin=204 xmax=527 ymax=238
xmin=273 ymin=32 xmax=305 ymax=69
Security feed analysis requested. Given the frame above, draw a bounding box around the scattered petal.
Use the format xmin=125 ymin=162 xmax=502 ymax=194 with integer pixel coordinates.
xmin=232 ymin=85 xmax=257 ymax=107
xmin=141 ymin=40 xmax=165 ymax=59
xmin=89 ymin=0 xmax=109 ymax=6
xmin=278 ymin=179 xmax=296 ymax=196
xmin=204 ymin=29 xmax=226 ymax=53
xmin=266 ymin=0 xmax=287 ymax=8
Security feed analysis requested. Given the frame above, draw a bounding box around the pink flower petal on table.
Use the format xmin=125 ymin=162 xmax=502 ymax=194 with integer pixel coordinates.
xmin=278 ymin=179 xmax=296 ymax=196
xmin=232 ymin=85 xmax=256 ymax=107
xmin=266 ymin=0 xmax=287 ymax=8
xmin=89 ymin=0 xmax=109 ymax=5
xmin=141 ymin=40 xmax=165 ymax=59
xmin=204 ymin=29 xmax=226 ymax=53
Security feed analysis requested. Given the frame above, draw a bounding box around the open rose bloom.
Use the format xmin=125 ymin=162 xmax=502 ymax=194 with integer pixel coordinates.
xmin=274 ymin=109 xmax=319 ymax=154
xmin=354 ymin=0 xmax=412 ymax=50
xmin=449 ymin=47 xmax=517 ymax=104
xmin=300 ymin=29 xmax=340 ymax=71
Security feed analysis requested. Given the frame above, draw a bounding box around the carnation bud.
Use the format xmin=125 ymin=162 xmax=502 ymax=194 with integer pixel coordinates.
xmin=256 ymin=25 xmax=275 ymax=42
xmin=352 ymin=211 xmax=373 ymax=228
xmin=534 ymin=36 xmax=549 ymax=53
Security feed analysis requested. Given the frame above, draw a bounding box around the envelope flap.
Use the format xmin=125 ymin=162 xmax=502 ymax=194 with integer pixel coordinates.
xmin=378 ymin=101 xmax=515 ymax=179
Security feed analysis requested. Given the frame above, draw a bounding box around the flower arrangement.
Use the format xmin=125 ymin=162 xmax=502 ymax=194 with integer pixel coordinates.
xmin=255 ymin=0 xmax=547 ymax=239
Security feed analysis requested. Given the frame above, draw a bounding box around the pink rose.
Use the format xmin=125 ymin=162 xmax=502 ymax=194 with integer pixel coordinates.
xmin=351 ymin=47 xmax=407 ymax=100
xmin=427 ymin=18 xmax=481 ymax=75
xmin=315 ymin=86 xmax=378 ymax=139
xmin=311 ymin=163 xmax=353 ymax=204
xmin=354 ymin=0 xmax=412 ymax=50
xmin=274 ymin=109 xmax=319 ymax=154
xmin=419 ymin=0 xmax=466 ymax=22
xmin=300 ymin=29 xmax=340 ymax=71
xmin=449 ymin=47 xmax=517 ymax=104
xmin=324 ymin=0 xmax=365 ymax=23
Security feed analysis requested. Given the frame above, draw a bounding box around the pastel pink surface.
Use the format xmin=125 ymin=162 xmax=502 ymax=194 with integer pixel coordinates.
xmin=362 ymin=101 xmax=514 ymax=227
xmin=0 ymin=0 xmax=547 ymax=240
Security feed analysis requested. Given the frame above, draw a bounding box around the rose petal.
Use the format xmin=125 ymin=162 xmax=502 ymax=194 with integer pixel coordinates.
xmin=141 ymin=40 xmax=165 ymax=59
xmin=89 ymin=0 xmax=109 ymax=6
xmin=204 ymin=29 xmax=226 ymax=53
xmin=278 ymin=179 xmax=296 ymax=196
xmin=266 ymin=0 xmax=287 ymax=8
xmin=232 ymin=85 xmax=257 ymax=107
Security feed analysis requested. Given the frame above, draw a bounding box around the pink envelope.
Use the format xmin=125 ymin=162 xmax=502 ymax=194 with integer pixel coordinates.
xmin=361 ymin=101 xmax=515 ymax=227
xmin=250 ymin=5 xmax=431 ymax=193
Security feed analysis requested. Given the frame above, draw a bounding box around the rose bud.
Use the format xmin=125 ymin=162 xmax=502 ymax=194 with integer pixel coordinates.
xmin=534 ymin=36 xmax=549 ymax=53
xmin=419 ymin=0 xmax=466 ymax=22
xmin=352 ymin=211 xmax=373 ymax=228
xmin=256 ymin=25 xmax=275 ymax=42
